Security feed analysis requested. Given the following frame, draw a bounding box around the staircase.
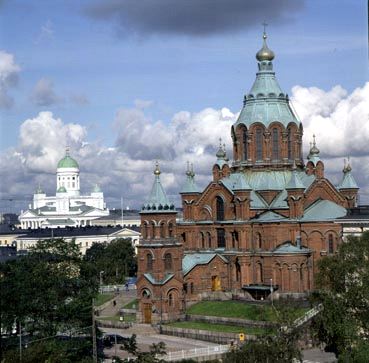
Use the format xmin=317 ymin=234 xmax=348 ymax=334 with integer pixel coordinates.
xmin=282 ymin=304 xmax=323 ymax=333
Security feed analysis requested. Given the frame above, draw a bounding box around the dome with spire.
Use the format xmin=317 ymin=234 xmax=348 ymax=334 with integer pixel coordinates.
xmin=256 ymin=32 xmax=275 ymax=62
xmin=233 ymin=31 xmax=300 ymax=129
xmin=57 ymin=148 xmax=79 ymax=169
xmin=141 ymin=162 xmax=175 ymax=212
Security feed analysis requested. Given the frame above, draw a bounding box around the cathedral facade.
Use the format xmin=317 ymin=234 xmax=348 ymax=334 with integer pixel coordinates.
xmin=19 ymin=149 xmax=109 ymax=229
xmin=136 ymin=33 xmax=359 ymax=323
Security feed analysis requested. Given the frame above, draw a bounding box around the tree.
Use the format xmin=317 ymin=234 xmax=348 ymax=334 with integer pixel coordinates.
xmin=312 ymin=232 xmax=369 ymax=358
xmin=84 ymin=238 xmax=137 ymax=285
xmin=0 ymin=238 xmax=98 ymax=341
xmin=119 ymin=334 xmax=167 ymax=363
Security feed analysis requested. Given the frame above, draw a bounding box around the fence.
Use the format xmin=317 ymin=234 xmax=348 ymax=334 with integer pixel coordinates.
xmin=157 ymin=344 xmax=230 ymax=362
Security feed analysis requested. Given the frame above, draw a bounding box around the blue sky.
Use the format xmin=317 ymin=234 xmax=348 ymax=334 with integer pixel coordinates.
xmin=0 ymin=0 xmax=368 ymax=211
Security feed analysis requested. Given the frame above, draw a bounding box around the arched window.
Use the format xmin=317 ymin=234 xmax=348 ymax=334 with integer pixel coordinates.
xmin=256 ymin=128 xmax=263 ymax=161
xmin=200 ymin=233 xmax=205 ymax=249
xmin=256 ymin=233 xmax=262 ymax=249
xmin=207 ymin=232 xmax=212 ymax=248
xmin=168 ymin=223 xmax=173 ymax=238
xmin=190 ymin=282 xmax=194 ymax=294
xmin=272 ymin=128 xmax=280 ymax=160
xmin=160 ymin=222 xmax=165 ymax=238
xmin=328 ymin=234 xmax=334 ymax=254
xmin=288 ymin=128 xmax=293 ymax=160
xmin=164 ymin=253 xmax=172 ymax=271
xmin=168 ymin=293 xmax=173 ymax=307
xmin=256 ymin=262 xmax=263 ymax=283
xmin=216 ymin=196 xmax=225 ymax=221
xmin=142 ymin=222 xmax=147 ymax=239
xmin=151 ymin=221 xmax=155 ymax=239
xmin=217 ymin=228 xmax=226 ymax=248
xmin=243 ymin=128 xmax=248 ymax=160
xmin=147 ymin=253 xmax=153 ymax=271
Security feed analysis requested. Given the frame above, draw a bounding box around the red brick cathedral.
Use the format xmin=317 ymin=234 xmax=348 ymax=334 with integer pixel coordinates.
xmin=136 ymin=33 xmax=359 ymax=323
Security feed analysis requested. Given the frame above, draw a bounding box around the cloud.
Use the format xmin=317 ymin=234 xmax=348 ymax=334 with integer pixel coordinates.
xmin=0 ymin=50 xmax=21 ymax=109
xmin=35 ymin=20 xmax=54 ymax=44
xmin=292 ymin=82 xmax=369 ymax=158
xmin=134 ymin=98 xmax=153 ymax=109
xmin=2 ymin=82 xmax=369 ymax=212
xmin=84 ymin=0 xmax=304 ymax=37
xmin=30 ymin=78 xmax=62 ymax=106
xmin=69 ymin=93 xmax=89 ymax=105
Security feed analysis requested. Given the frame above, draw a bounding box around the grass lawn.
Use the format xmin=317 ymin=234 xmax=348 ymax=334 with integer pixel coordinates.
xmin=94 ymin=293 xmax=114 ymax=307
xmin=123 ymin=299 xmax=138 ymax=310
xmin=167 ymin=321 xmax=273 ymax=335
xmin=187 ymin=301 xmax=307 ymax=322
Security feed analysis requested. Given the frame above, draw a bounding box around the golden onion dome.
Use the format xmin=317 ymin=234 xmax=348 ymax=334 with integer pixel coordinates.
xmin=256 ymin=32 xmax=275 ymax=62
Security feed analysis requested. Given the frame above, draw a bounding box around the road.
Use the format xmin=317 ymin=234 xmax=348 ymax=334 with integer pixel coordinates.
xmin=100 ymin=326 xmax=220 ymax=361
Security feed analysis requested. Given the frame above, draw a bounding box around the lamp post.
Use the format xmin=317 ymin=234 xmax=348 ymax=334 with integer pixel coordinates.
xmin=270 ymin=278 xmax=273 ymax=307
xmin=99 ymin=271 xmax=104 ymax=293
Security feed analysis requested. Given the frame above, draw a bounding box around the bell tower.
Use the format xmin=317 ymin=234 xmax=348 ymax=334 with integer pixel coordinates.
xmin=137 ymin=162 xmax=184 ymax=323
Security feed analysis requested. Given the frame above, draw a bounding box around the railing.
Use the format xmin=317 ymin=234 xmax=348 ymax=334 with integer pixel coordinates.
xmin=157 ymin=344 xmax=229 ymax=362
xmin=281 ymin=304 xmax=324 ymax=333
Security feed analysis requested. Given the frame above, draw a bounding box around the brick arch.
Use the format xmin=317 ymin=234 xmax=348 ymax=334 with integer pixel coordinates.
xmin=166 ymin=287 xmax=181 ymax=318
xmin=214 ymin=194 xmax=226 ymax=221
xmin=199 ymin=206 xmax=212 ymax=220
xmin=273 ymin=262 xmax=282 ymax=288
xmin=140 ymin=287 xmax=152 ymax=299
xmin=290 ymin=263 xmax=299 ymax=291
xmin=249 ymin=123 xmax=266 ymax=161
xmin=281 ymin=263 xmax=290 ymax=291
xmin=235 ymin=124 xmax=249 ymax=161
xmin=308 ymin=230 xmax=324 ymax=250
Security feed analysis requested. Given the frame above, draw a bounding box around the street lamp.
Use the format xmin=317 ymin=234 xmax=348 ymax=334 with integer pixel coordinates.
xmin=99 ymin=271 xmax=104 ymax=292
xmin=270 ymin=278 xmax=273 ymax=307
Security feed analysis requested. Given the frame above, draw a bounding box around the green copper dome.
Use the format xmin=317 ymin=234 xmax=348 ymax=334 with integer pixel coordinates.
xmin=57 ymin=149 xmax=79 ymax=169
xmin=57 ymin=186 xmax=67 ymax=193
xmin=234 ymin=32 xmax=300 ymax=129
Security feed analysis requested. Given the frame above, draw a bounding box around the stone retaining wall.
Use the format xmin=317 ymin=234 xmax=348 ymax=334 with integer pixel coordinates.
xmin=160 ymin=326 xmax=256 ymax=344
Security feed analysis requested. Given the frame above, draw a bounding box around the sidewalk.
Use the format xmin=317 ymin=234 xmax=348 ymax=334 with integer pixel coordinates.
xmin=99 ymin=290 xmax=137 ymax=318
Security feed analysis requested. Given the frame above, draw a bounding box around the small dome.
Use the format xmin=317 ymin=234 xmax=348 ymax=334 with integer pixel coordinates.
xmin=92 ymin=184 xmax=102 ymax=193
xmin=57 ymin=148 xmax=79 ymax=169
xmin=256 ymin=33 xmax=275 ymax=62
xmin=57 ymin=186 xmax=67 ymax=193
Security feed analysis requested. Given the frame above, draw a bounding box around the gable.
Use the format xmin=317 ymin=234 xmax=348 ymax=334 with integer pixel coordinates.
xmin=304 ymin=178 xmax=346 ymax=208
xmin=195 ymin=182 xmax=234 ymax=209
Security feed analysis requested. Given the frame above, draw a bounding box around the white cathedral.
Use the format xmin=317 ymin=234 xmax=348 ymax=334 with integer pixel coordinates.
xmin=19 ymin=149 xmax=109 ymax=229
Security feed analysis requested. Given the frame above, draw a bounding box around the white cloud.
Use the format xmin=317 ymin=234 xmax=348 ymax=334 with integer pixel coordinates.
xmin=2 ymin=82 xmax=369 ymax=212
xmin=0 ymin=50 xmax=21 ymax=109
xmin=30 ymin=78 xmax=62 ymax=106
xmin=292 ymin=82 xmax=369 ymax=158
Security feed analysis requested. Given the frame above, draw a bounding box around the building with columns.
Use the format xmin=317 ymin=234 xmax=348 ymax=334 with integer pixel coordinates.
xmin=19 ymin=149 xmax=109 ymax=229
xmin=136 ymin=32 xmax=359 ymax=324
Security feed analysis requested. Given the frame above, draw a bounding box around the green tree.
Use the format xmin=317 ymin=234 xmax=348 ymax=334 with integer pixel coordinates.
xmin=84 ymin=238 xmax=137 ymax=285
xmin=0 ymin=238 xmax=98 ymax=339
xmin=312 ymin=232 xmax=369 ymax=358
xmin=119 ymin=334 xmax=167 ymax=363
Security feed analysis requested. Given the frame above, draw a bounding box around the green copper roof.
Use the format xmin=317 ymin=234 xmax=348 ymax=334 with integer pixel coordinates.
xmin=181 ymin=166 xmax=201 ymax=194
xmin=141 ymin=163 xmax=175 ymax=213
xmin=143 ymin=273 xmax=174 ymax=285
xmin=337 ymin=162 xmax=358 ymax=190
xmin=301 ymin=199 xmax=347 ymax=221
xmin=255 ymin=211 xmax=287 ymax=222
xmin=182 ymin=253 xmax=228 ymax=276
xmin=286 ymin=170 xmax=305 ymax=190
xmin=57 ymin=186 xmax=67 ymax=193
xmin=273 ymin=242 xmax=310 ymax=254
xmin=234 ymin=34 xmax=300 ymax=129
xmin=57 ymin=149 xmax=79 ymax=169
